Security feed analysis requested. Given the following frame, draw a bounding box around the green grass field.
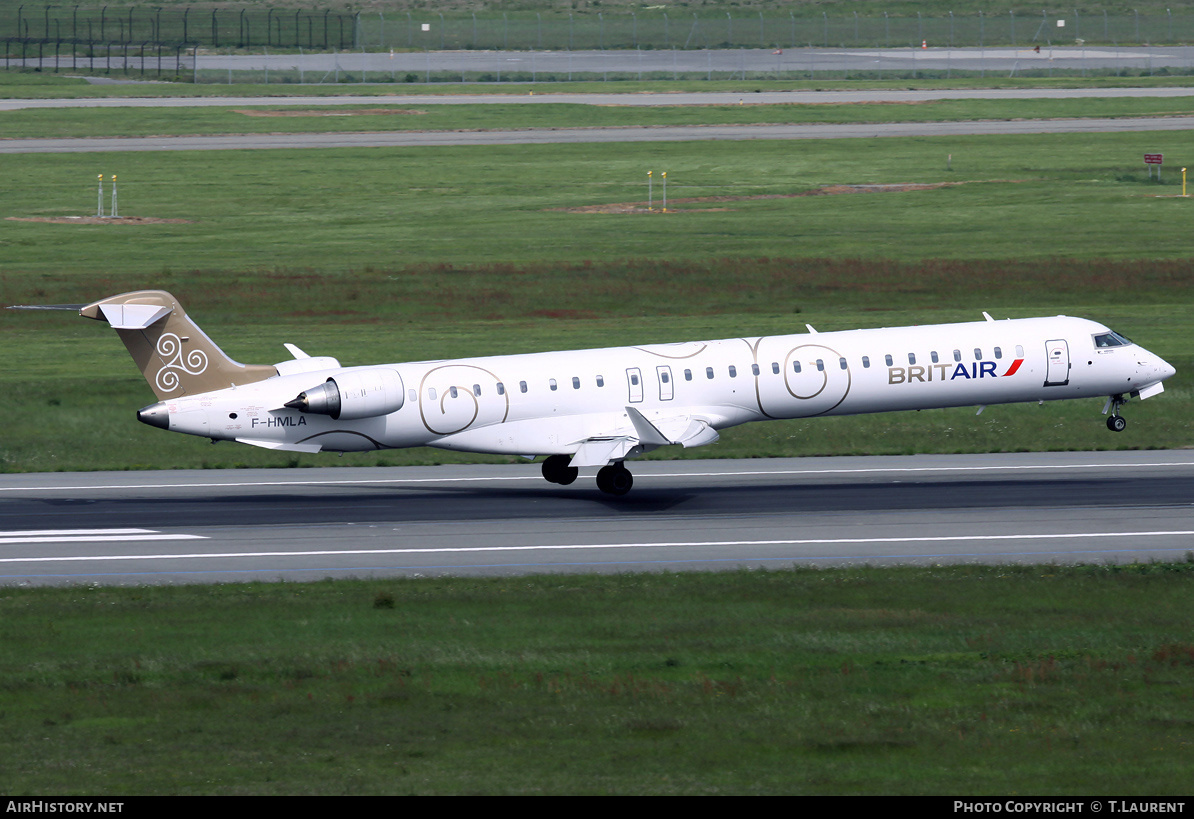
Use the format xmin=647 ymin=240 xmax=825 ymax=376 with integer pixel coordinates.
xmin=3 ymin=122 xmax=1192 ymax=472
xmin=3 ymin=564 xmax=1194 ymax=795
xmin=6 ymin=96 xmax=1194 ymax=139
xmin=2 ymin=77 xmax=1194 ymax=795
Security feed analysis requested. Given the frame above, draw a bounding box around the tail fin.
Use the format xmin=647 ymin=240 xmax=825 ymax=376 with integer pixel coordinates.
xmin=80 ymin=290 xmax=276 ymax=400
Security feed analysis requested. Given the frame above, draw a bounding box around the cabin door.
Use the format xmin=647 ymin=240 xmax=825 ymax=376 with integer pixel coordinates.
xmin=1044 ymin=339 xmax=1070 ymax=387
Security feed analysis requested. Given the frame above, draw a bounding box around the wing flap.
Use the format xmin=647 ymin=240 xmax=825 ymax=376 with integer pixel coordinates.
xmin=568 ymin=408 xmax=718 ymax=467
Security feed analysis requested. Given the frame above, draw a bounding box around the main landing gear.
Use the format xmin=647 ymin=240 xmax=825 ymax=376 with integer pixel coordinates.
xmin=596 ymin=463 xmax=633 ymax=497
xmin=541 ymin=455 xmax=634 ymax=496
xmin=541 ymin=454 xmax=578 ymax=486
xmin=1106 ymin=394 xmax=1128 ymax=432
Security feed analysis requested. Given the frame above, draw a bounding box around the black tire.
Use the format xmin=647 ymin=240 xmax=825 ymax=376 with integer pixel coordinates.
xmin=541 ymin=454 xmax=577 ymax=484
xmin=1107 ymin=415 xmax=1127 ymax=432
xmin=597 ymin=464 xmax=633 ymax=496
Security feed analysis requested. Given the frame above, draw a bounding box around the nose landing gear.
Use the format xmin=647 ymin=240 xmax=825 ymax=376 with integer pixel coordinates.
xmin=1105 ymin=394 xmax=1127 ymax=432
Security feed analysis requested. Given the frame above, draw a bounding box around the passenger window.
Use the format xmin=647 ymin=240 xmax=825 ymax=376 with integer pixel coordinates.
xmin=772 ymin=362 xmax=780 ymax=374
xmin=449 ymin=386 xmax=458 ymax=398
xmin=572 ymin=377 xmax=580 ymax=389
xmin=953 ymin=350 xmax=962 ymax=362
xmin=474 ymin=384 xmax=482 ymax=396
xmin=816 ymin=359 xmax=825 ymax=372
xmin=994 ymin=347 xmax=1002 ymax=360
xmin=862 ymin=356 xmax=870 ymax=368
xmin=974 ymin=348 xmax=982 ymax=361
xmin=408 ymin=389 xmax=417 ymax=402
xmin=728 ymin=365 xmax=737 ymax=378
xmin=751 ymin=364 xmax=760 ymax=376
xmin=884 ymin=354 xmax=893 ymax=366
xmin=793 ymin=361 xmax=802 ymax=374
xmin=908 ymin=353 xmax=916 ymax=365
xmin=661 ymin=371 xmax=670 ymax=383
xmin=549 ymin=379 xmax=558 ymax=391
xmin=931 ymin=351 xmax=939 ymax=363
xmin=497 ymin=383 xmax=505 ymax=395
xmin=1015 ymin=345 xmax=1024 ymax=358
xmin=596 ymin=375 xmax=604 ymax=387
xmin=839 ymin=357 xmax=847 ymax=370
xmin=519 ymin=381 xmax=528 ymax=393
xmin=429 ymin=388 xmax=437 ymax=400
xmin=684 ymin=369 xmax=692 ymax=381
xmin=706 ymin=367 xmax=714 ymax=379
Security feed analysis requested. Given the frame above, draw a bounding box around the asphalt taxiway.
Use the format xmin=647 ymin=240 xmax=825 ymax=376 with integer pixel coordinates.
xmin=2 ymin=451 xmax=1192 ymax=585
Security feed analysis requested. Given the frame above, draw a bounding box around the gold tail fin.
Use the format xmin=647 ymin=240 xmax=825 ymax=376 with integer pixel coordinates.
xmin=80 ymin=290 xmax=276 ymax=400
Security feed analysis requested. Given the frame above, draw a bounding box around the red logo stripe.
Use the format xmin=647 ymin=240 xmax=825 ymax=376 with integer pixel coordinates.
xmin=1001 ymin=358 xmax=1024 ymax=377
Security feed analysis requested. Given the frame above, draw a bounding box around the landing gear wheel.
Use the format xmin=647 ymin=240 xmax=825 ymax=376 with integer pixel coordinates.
xmin=596 ymin=464 xmax=634 ymax=496
xmin=1107 ymin=415 xmax=1127 ymax=433
xmin=541 ymin=454 xmax=578 ymax=485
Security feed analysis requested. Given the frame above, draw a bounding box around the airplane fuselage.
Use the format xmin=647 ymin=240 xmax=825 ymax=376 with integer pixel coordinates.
xmin=148 ymin=315 xmax=1174 ymax=463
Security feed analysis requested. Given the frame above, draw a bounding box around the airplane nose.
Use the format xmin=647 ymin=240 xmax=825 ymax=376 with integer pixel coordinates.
xmin=1156 ymin=356 xmax=1177 ymax=381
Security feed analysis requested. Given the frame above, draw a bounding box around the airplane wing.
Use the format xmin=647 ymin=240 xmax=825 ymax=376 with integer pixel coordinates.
xmin=235 ymin=437 xmax=323 ymax=454
xmin=568 ymin=407 xmax=718 ymax=468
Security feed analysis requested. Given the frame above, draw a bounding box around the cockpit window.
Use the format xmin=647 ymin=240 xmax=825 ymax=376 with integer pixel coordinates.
xmin=1093 ymin=331 xmax=1133 ymax=348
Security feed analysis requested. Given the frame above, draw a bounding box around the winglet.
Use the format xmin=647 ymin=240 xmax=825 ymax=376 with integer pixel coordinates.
xmin=625 ymin=406 xmax=672 ymax=447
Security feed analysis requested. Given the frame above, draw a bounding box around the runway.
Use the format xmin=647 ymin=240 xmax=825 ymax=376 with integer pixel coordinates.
xmin=4 ymin=116 xmax=1194 ymax=154
xmin=6 ymin=86 xmax=1194 ymax=111
xmin=2 ymin=451 xmax=1192 ymax=585
xmin=7 ymin=44 xmax=1194 ymax=80
xmin=4 ymin=85 xmax=1193 ymax=154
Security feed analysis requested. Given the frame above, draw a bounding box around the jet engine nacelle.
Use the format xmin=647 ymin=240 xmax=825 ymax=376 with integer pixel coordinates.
xmin=285 ymin=368 xmax=404 ymax=420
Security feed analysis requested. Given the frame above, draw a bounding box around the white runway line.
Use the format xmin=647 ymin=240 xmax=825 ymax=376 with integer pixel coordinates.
xmin=1 ymin=530 xmax=1191 ymax=564
xmin=3 ymin=460 xmax=1194 ymax=493
xmin=0 ymin=528 xmax=207 ymax=545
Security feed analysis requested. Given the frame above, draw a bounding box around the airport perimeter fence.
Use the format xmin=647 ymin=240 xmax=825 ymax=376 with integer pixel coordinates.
xmin=5 ymin=7 xmax=1194 ymax=55
xmin=5 ymin=7 xmax=1194 ymax=83
xmin=17 ymin=43 xmax=1189 ymax=86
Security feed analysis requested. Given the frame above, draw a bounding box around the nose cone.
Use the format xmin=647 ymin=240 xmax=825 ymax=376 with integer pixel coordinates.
xmin=1158 ymin=357 xmax=1177 ymax=382
xmin=1148 ymin=352 xmax=1177 ymax=383
xmin=137 ymin=402 xmax=170 ymax=430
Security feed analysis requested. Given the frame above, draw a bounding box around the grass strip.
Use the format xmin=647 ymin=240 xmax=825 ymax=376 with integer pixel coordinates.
xmin=2 ymin=563 xmax=1193 ymax=794
xmin=2 ymin=72 xmax=1194 ymax=99
xmin=2 ymin=133 xmax=1192 ymax=472
xmin=5 ymin=97 xmax=1194 ymax=139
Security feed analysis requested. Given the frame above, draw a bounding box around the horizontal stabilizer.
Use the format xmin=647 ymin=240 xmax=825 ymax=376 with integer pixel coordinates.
xmin=97 ymin=302 xmax=173 ymax=330
xmin=6 ymin=303 xmax=86 ymax=311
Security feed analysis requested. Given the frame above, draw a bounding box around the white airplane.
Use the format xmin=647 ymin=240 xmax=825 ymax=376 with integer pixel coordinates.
xmin=50 ymin=290 xmax=1182 ymax=495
